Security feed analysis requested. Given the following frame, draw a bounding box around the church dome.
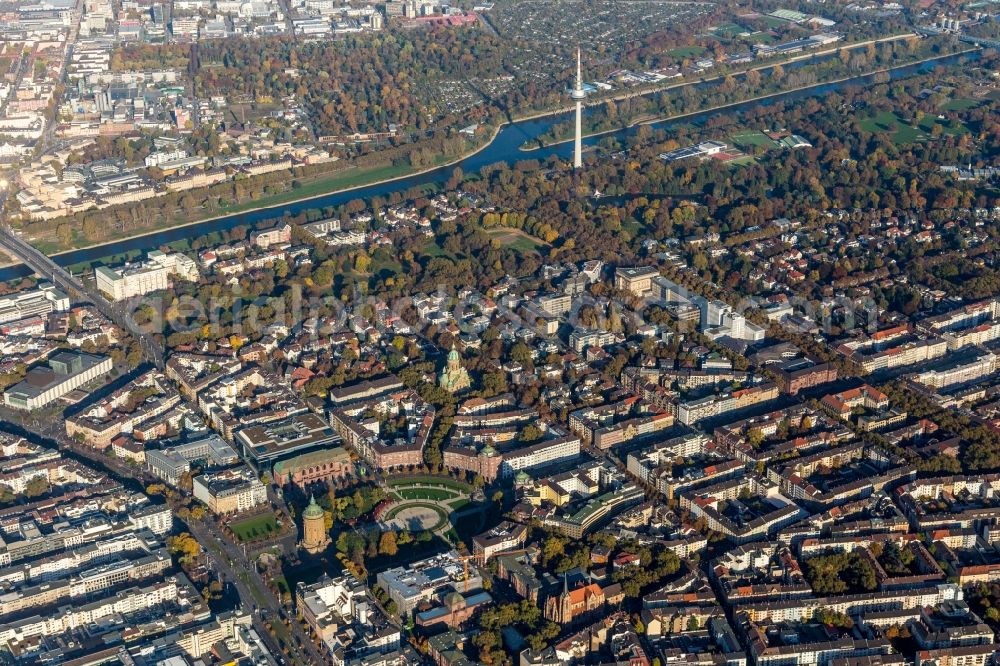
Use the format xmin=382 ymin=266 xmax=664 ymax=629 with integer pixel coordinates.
xmin=444 ymin=592 xmax=467 ymax=610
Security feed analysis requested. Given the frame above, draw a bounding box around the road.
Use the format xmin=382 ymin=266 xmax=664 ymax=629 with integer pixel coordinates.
xmin=187 ymin=518 xmax=332 ymax=666
xmin=276 ymin=0 xmax=298 ymax=38
xmin=915 ymin=25 xmax=1000 ymax=49
xmin=0 ymin=224 xmax=166 ymax=369
xmin=27 ymin=0 xmax=82 ymax=158
xmin=4 ymin=406 xmax=318 ymax=666
xmin=46 ymin=432 xmax=329 ymax=665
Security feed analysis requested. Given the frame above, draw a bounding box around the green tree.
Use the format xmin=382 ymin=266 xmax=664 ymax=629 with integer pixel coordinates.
xmin=24 ymin=476 xmax=49 ymax=497
xmin=519 ymin=423 xmax=543 ymax=443
xmin=379 ymin=531 xmax=398 ymax=556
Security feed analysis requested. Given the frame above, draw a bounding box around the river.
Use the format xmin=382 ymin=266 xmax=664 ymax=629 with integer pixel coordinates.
xmin=0 ymin=49 xmax=979 ymax=283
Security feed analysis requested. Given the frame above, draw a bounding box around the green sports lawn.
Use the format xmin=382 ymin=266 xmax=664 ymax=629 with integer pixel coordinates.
xmin=754 ymin=15 xmax=790 ymax=28
xmin=712 ymin=23 xmax=747 ymax=37
xmin=727 ymin=155 xmax=758 ymax=166
xmin=730 ymin=130 xmax=778 ymax=148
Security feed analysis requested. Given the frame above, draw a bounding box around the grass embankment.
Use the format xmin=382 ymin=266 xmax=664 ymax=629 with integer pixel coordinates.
xmin=14 ymin=129 xmax=499 ymax=259
xmin=210 ymin=158 xmax=453 ymax=218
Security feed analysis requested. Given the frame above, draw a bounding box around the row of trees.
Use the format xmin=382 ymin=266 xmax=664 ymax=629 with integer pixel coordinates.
xmin=473 ymin=600 xmax=559 ymax=664
xmin=334 ymin=525 xmax=434 ymax=567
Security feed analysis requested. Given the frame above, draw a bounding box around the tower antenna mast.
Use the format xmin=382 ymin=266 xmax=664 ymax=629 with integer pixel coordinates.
xmin=571 ymin=47 xmax=587 ymax=169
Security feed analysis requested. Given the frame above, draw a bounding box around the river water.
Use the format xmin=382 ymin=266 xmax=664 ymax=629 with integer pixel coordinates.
xmin=0 ymin=49 xmax=978 ymax=283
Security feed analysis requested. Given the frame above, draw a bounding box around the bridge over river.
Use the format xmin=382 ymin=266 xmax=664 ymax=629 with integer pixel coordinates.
xmin=0 ymin=225 xmax=165 ymax=369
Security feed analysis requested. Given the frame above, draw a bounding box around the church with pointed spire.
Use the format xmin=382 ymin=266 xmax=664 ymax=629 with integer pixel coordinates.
xmin=544 ymin=574 xmax=605 ymax=624
xmin=438 ymin=345 xmax=471 ymax=393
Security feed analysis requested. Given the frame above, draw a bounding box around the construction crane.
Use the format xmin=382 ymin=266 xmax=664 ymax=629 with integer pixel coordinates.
xmin=454 ymin=554 xmax=476 ymax=593
xmin=454 ymin=548 xmax=536 ymax=593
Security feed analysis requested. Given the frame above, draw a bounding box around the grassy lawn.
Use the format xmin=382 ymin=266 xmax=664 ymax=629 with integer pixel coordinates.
xmin=397 ymin=487 xmax=457 ymax=501
xmin=917 ymin=114 xmax=969 ymax=136
xmin=727 ymin=155 xmax=757 ymax=166
xmin=386 ymin=475 xmax=473 ymax=492
xmin=713 ymin=23 xmax=747 ymax=37
xmin=236 ymin=570 xmax=296 ymax=659
xmin=485 ymin=228 xmax=546 ymax=253
xmin=213 ymin=151 xmax=459 ymax=219
xmin=747 ymin=32 xmax=776 ymax=44
xmin=24 ymin=145 xmax=469 ymax=256
xmin=448 ymin=498 xmax=470 ymax=510
xmin=506 ymin=235 xmax=544 ymax=253
xmin=740 ymin=13 xmax=787 ymax=28
xmin=452 ymin=510 xmax=485 ymax=542
xmin=859 ymin=111 xmax=924 ymax=144
xmin=369 ymin=253 xmax=404 ymax=277
xmin=620 ymin=217 xmax=645 ymax=238
xmin=667 ymin=45 xmax=707 ymax=58
xmin=941 ymin=97 xmax=980 ymax=111
xmin=237 ymin=571 xmax=271 ymax=607
xmin=231 ymin=514 xmax=279 ymax=542
xmin=66 ymin=249 xmax=145 ymax=275
xmin=164 ymin=231 xmax=226 ymax=253
xmin=859 ymin=110 xmax=969 ymax=144
xmin=421 ymin=242 xmax=461 ymax=260
xmin=730 ymin=130 xmax=778 ymax=149
xmin=859 ymin=110 xmax=902 ymax=132
xmin=217 ymin=163 xmax=417 ymax=217
xmin=273 ymin=575 xmax=290 ymax=596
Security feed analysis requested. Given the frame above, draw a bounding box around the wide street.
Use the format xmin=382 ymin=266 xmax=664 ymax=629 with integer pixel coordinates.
xmin=186 ymin=518 xmax=331 ymax=666
xmin=0 ymin=415 xmax=328 ymax=666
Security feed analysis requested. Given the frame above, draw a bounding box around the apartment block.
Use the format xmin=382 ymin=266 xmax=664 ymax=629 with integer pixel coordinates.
xmin=95 ymin=250 xmax=198 ymax=300
xmin=0 ymin=283 xmax=69 ymax=324
xmin=192 ymin=466 xmax=268 ymax=515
